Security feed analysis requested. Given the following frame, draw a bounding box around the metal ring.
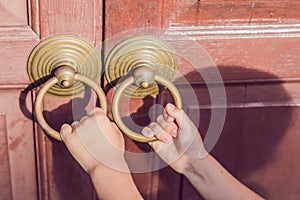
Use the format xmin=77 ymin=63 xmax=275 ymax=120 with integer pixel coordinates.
xmin=112 ymin=74 xmax=182 ymax=143
xmin=35 ymin=74 xmax=107 ymax=141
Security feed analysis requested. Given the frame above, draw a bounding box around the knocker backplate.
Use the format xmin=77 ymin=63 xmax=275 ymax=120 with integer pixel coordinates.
xmin=27 ymin=35 xmax=101 ymax=97
xmin=105 ymin=36 xmax=178 ymax=98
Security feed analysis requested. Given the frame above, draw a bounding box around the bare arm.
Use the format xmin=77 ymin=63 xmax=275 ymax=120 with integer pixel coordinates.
xmin=183 ymin=154 xmax=263 ymax=199
xmin=60 ymin=108 xmax=143 ymax=200
xmin=89 ymin=165 xmax=142 ymax=200
xmin=142 ymin=103 xmax=264 ymax=200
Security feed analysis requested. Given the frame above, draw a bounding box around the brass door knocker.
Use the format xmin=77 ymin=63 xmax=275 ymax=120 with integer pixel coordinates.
xmin=27 ymin=35 xmax=107 ymax=141
xmin=105 ymin=36 xmax=182 ymax=142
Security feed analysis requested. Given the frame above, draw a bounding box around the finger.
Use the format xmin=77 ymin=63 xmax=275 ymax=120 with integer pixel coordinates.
xmin=148 ymin=122 xmax=172 ymax=143
xmin=93 ymin=107 xmax=110 ymax=123
xmin=60 ymin=123 xmax=73 ymax=142
xmin=142 ymin=126 xmax=155 ymax=137
xmin=156 ymin=115 xmax=178 ymax=137
xmin=165 ymin=103 xmax=189 ymax=127
xmin=148 ymin=140 xmax=168 ymax=152
xmin=163 ymin=108 xmax=175 ymax=122
xmin=111 ymin=122 xmax=123 ymax=135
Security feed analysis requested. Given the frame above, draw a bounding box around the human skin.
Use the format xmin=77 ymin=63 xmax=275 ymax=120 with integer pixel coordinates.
xmin=60 ymin=104 xmax=264 ymax=200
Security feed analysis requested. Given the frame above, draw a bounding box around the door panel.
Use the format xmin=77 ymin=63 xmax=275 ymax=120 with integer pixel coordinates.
xmin=0 ymin=0 xmax=28 ymax=25
xmin=1 ymin=0 xmax=102 ymax=199
xmin=0 ymin=114 xmax=12 ymax=200
xmin=0 ymin=90 xmax=37 ymax=199
xmin=0 ymin=0 xmax=39 ymax=199
xmin=1 ymin=0 xmax=299 ymax=199
xmin=35 ymin=0 xmax=103 ymax=199
xmin=174 ymin=0 xmax=300 ymax=24
xmin=104 ymin=0 xmax=300 ymax=199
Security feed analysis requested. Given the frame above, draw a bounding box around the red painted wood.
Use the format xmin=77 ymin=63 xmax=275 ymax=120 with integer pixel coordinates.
xmin=104 ymin=0 xmax=175 ymax=36
xmin=173 ymin=0 xmax=300 ymax=25
xmin=0 ymin=27 xmax=39 ymax=85
xmin=35 ymin=0 xmax=103 ymax=198
xmin=0 ymin=0 xmax=28 ymax=26
xmin=0 ymin=114 xmax=12 ymax=200
xmin=0 ymin=90 xmax=37 ymax=199
xmin=0 ymin=1 xmax=40 ymax=199
xmin=39 ymin=0 xmax=101 ymax=43
xmin=0 ymin=0 xmax=299 ymax=199
xmin=0 ymin=0 xmax=103 ymax=199
xmin=104 ymin=1 xmax=300 ymax=199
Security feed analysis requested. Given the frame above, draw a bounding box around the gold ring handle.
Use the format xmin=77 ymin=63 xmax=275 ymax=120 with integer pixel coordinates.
xmin=112 ymin=67 xmax=182 ymax=143
xmin=35 ymin=66 xmax=107 ymax=141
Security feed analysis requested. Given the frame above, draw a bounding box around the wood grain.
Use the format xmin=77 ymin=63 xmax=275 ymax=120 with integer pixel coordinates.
xmin=173 ymin=0 xmax=300 ymax=25
xmin=0 ymin=0 xmax=28 ymax=26
xmin=0 ymin=90 xmax=37 ymax=199
xmin=104 ymin=0 xmax=300 ymax=199
xmin=39 ymin=0 xmax=100 ymax=43
xmin=32 ymin=0 xmax=103 ymax=199
xmin=0 ymin=114 xmax=12 ymax=200
xmin=0 ymin=26 xmax=39 ymax=85
xmin=104 ymin=0 xmax=176 ymax=37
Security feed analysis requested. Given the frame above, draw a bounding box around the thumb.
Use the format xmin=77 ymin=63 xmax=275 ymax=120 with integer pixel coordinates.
xmin=60 ymin=123 xmax=73 ymax=141
xmin=165 ymin=103 xmax=189 ymax=128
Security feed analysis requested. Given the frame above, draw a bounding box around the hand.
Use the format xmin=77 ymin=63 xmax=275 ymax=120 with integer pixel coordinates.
xmin=60 ymin=107 xmax=127 ymax=174
xmin=61 ymin=108 xmax=144 ymax=199
xmin=142 ymin=103 xmax=207 ymax=174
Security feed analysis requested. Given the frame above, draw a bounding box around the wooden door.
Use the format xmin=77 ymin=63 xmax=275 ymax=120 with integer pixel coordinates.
xmin=1 ymin=0 xmax=299 ymax=200
xmin=104 ymin=1 xmax=300 ymax=200
xmin=0 ymin=0 xmax=102 ymax=199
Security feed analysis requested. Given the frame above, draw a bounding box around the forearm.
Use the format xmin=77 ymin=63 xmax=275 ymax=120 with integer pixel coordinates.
xmin=183 ymin=154 xmax=264 ymax=200
xmin=89 ymin=165 xmax=143 ymax=200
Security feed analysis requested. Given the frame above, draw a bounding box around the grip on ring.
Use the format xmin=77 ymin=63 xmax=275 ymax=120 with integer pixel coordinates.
xmin=112 ymin=72 xmax=182 ymax=143
xmin=35 ymin=72 xmax=107 ymax=141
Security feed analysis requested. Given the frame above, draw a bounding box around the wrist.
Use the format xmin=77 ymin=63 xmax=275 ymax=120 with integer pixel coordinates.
xmin=88 ymin=159 xmax=130 ymax=176
xmin=182 ymin=152 xmax=212 ymax=178
xmin=86 ymin=154 xmax=128 ymax=175
xmin=87 ymin=163 xmax=104 ymax=176
xmin=88 ymin=161 xmax=143 ymax=199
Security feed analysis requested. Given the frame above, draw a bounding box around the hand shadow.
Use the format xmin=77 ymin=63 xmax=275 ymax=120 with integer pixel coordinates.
xmin=124 ymin=65 xmax=294 ymax=199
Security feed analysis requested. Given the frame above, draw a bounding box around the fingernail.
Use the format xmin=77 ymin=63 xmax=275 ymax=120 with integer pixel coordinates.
xmin=144 ymin=129 xmax=154 ymax=137
xmin=163 ymin=135 xmax=172 ymax=143
xmin=172 ymin=130 xmax=178 ymax=137
xmin=167 ymin=103 xmax=175 ymax=111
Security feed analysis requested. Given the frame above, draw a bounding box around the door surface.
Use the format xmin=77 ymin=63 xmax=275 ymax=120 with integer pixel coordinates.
xmin=0 ymin=0 xmax=300 ymax=200
xmin=103 ymin=1 xmax=300 ymax=200
xmin=0 ymin=0 xmax=102 ymax=199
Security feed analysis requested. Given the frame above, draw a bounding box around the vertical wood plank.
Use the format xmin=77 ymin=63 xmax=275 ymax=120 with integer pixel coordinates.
xmin=103 ymin=1 xmax=177 ymax=199
xmin=28 ymin=0 xmax=40 ymax=35
xmin=0 ymin=0 xmax=28 ymax=25
xmin=39 ymin=0 xmax=100 ymax=43
xmin=34 ymin=0 xmax=103 ymax=199
xmin=0 ymin=89 xmax=37 ymax=199
xmin=0 ymin=114 xmax=13 ymax=200
xmin=104 ymin=0 xmax=175 ymax=37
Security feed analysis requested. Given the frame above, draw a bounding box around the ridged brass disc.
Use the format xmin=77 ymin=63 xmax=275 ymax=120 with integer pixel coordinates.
xmin=27 ymin=35 xmax=101 ymax=97
xmin=105 ymin=36 xmax=178 ymax=98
